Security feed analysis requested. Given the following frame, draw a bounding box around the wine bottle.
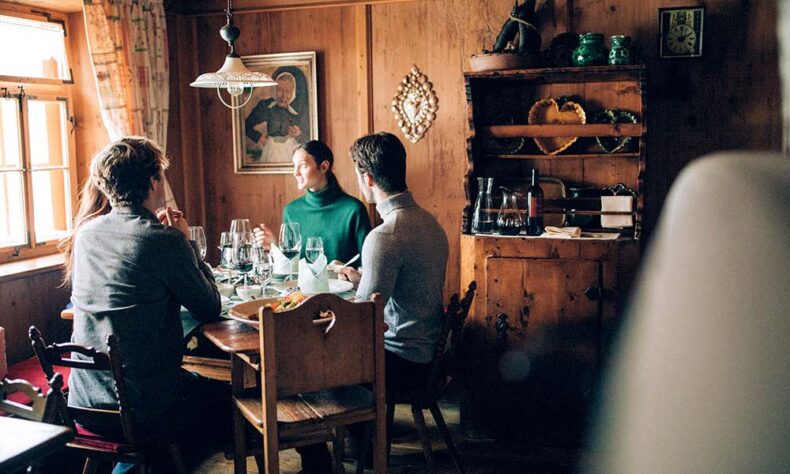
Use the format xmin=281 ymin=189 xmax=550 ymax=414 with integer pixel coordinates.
xmin=526 ymin=169 xmax=544 ymax=236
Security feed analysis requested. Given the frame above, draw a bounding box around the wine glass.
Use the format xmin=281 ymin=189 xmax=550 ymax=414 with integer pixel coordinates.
xmin=305 ymin=237 xmax=324 ymax=264
xmin=188 ymin=226 xmax=207 ymax=260
xmin=230 ymin=218 xmax=251 ymax=235
xmin=253 ymin=247 xmax=273 ymax=294
xmin=218 ymin=231 xmax=234 ymax=282
xmin=232 ymin=232 xmax=254 ymax=287
xmin=278 ymin=222 xmax=302 ymax=263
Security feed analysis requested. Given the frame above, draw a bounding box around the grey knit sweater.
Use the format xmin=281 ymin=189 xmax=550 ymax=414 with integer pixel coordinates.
xmin=356 ymin=192 xmax=449 ymax=363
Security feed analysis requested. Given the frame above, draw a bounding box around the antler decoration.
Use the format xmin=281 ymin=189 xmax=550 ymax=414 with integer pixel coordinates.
xmin=392 ymin=65 xmax=438 ymax=144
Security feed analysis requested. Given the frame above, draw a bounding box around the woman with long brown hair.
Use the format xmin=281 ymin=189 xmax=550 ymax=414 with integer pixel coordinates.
xmin=58 ymin=177 xmax=111 ymax=285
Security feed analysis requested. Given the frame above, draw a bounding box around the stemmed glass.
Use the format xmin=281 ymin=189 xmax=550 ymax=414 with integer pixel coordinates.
xmin=305 ymin=237 xmax=324 ymax=264
xmin=218 ymin=231 xmax=234 ymax=282
xmin=230 ymin=218 xmax=251 ymax=235
xmin=279 ymin=222 xmax=302 ymax=263
xmin=232 ymin=232 xmax=254 ymax=287
xmin=252 ymin=246 xmax=273 ymax=294
xmin=188 ymin=226 xmax=207 ymax=261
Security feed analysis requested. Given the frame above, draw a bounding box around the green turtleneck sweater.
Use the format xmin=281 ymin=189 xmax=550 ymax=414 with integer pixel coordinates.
xmin=283 ymin=175 xmax=371 ymax=268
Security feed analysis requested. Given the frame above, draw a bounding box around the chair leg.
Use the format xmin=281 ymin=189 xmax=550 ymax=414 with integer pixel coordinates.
xmin=385 ymin=403 xmax=395 ymax=464
xmin=233 ymin=405 xmax=247 ymax=474
xmin=429 ymin=403 xmax=465 ymax=474
xmin=411 ymin=405 xmax=436 ymax=474
xmin=332 ymin=427 xmax=347 ymax=474
xmin=81 ymin=458 xmax=99 ymax=474
xmin=355 ymin=423 xmax=373 ymax=474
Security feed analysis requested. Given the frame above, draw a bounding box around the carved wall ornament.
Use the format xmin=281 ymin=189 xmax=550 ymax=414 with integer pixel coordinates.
xmin=391 ymin=65 xmax=438 ymax=143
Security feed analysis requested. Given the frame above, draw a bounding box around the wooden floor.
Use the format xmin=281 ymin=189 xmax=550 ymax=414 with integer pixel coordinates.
xmin=195 ymin=402 xmax=580 ymax=474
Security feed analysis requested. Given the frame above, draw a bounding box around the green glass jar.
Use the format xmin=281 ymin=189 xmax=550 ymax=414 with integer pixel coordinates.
xmin=609 ymin=35 xmax=632 ymax=65
xmin=571 ymin=33 xmax=607 ymax=66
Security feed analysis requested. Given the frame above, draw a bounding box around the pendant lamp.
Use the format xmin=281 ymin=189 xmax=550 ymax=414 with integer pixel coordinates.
xmin=190 ymin=0 xmax=276 ymax=109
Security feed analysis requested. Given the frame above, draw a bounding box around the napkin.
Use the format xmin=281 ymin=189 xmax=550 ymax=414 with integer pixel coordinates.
xmin=271 ymin=243 xmax=298 ymax=276
xmin=298 ymin=255 xmax=329 ymax=294
xmin=601 ymin=195 xmax=634 ymax=228
xmin=542 ymin=226 xmax=582 ymax=238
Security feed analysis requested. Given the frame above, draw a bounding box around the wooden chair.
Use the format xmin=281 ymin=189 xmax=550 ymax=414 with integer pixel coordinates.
xmin=0 ymin=373 xmax=66 ymax=423
xmin=232 ymin=293 xmax=387 ymax=474
xmin=387 ymin=281 xmax=477 ymax=474
xmin=1 ymin=373 xmax=71 ymax=472
xmin=28 ymin=326 xmax=186 ymax=474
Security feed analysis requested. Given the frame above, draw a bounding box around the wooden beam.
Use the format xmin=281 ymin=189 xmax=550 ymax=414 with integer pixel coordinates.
xmin=171 ymin=0 xmax=419 ymax=16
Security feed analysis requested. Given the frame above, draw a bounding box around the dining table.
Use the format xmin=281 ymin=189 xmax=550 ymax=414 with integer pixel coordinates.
xmin=0 ymin=417 xmax=73 ymax=473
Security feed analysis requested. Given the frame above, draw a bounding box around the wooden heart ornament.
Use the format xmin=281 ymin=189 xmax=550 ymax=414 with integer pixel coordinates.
xmin=527 ymin=98 xmax=586 ymax=155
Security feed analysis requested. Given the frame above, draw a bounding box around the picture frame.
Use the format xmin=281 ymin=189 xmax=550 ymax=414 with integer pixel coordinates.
xmin=658 ymin=6 xmax=705 ymax=59
xmin=232 ymin=51 xmax=318 ymax=174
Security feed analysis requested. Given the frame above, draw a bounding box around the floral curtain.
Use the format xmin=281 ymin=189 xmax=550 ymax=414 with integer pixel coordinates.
xmin=82 ymin=0 xmax=176 ymax=208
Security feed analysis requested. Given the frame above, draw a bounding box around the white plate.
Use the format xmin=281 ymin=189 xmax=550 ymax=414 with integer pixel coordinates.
xmin=274 ymin=279 xmax=354 ymax=295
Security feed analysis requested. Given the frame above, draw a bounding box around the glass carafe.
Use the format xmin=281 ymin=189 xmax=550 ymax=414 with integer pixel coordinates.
xmin=497 ymin=187 xmax=523 ymax=236
xmin=471 ymin=177 xmax=495 ymax=234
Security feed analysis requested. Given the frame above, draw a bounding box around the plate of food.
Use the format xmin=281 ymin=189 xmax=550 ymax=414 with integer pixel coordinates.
xmin=227 ymin=291 xmax=308 ymax=326
xmin=274 ymin=279 xmax=354 ymax=295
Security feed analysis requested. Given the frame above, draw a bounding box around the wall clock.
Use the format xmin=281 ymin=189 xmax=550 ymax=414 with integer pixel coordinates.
xmin=659 ymin=6 xmax=705 ymax=58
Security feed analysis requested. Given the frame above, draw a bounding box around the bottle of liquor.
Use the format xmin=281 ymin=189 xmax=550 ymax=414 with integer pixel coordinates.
xmin=526 ymin=169 xmax=544 ymax=236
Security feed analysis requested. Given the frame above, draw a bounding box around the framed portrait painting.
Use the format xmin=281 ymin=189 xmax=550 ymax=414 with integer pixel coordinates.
xmin=232 ymin=51 xmax=318 ymax=174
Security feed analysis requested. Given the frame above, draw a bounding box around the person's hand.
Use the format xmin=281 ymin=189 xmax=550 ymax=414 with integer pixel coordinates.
xmin=336 ymin=266 xmax=361 ymax=285
xmin=258 ymin=133 xmax=268 ymax=146
xmin=158 ymin=207 xmax=189 ymax=238
xmin=254 ymin=223 xmax=276 ymax=248
xmin=288 ymin=124 xmax=301 ymax=138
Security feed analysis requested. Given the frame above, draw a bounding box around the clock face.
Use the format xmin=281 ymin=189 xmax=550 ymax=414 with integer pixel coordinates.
xmin=659 ymin=7 xmax=704 ymax=58
xmin=667 ymin=24 xmax=697 ymax=54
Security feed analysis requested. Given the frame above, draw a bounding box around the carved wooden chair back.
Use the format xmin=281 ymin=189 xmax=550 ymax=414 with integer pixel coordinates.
xmin=0 ymin=373 xmax=66 ymax=423
xmin=255 ymin=293 xmax=387 ymax=473
xmin=28 ymin=326 xmax=135 ymax=443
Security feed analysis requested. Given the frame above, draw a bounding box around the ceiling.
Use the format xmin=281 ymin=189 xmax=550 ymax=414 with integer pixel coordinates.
xmin=4 ymin=0 xmax=83 ymax=13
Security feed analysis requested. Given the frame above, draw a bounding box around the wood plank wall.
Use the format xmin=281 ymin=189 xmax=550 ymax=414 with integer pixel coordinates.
xmin=168 ymin=0 xmax=779 ymax=300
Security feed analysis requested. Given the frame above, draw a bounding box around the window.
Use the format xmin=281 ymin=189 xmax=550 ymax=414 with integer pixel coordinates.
xmin=0 ymin=10 xmax=76 ymax=262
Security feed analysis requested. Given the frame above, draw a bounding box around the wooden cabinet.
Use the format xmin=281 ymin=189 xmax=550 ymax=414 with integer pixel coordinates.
xmin=460 ymin=66 xmax=645 ymax=441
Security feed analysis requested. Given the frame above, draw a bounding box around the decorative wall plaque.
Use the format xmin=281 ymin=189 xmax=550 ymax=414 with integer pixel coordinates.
xmin=391 ymin=65 xmax=438 ymax=143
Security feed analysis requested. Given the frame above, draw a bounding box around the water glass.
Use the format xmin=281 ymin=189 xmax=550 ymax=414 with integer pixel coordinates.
xmin=305 ymin=237 xmax=324 ymax=264
xmin=218 ymin=231 xmax=234 ymax=282
xmin=230 ymin=218 xmax=251 ymax=235
xmin=188 ymin=226 xmax=207 ymax=260
xmin=253 ymin=247 xmax=273 ymax=291
xmin=232 ymin=232 xmax=254 ymax=287
xmin=278 ymin=222 xmax=302 ymax=262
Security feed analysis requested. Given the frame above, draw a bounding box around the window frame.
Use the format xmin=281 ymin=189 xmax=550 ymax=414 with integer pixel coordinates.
xmin=0 ymin=6 xmax=78 ymax=264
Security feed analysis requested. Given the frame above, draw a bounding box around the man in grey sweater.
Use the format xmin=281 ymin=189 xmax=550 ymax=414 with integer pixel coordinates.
xmin=340 ymin=132 xmax=449 ymax=393
xmin=68 ymin=137 xmax=223 ymax=472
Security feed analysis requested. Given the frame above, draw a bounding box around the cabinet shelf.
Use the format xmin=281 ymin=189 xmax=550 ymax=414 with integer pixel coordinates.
xmin=464 ymin=64 xmax=646 ymax=83
xmin=489 ymin=152 xmax=640 ymax=160
xmin=480 ymin=123 xmax=644 ymax=138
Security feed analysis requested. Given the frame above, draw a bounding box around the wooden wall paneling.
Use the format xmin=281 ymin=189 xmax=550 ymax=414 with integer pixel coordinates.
xmin=173 ymin=0 xmax=414 ymax=15
xmin=0 ymin=271 xmax=70 ymax=364
xmin=67 ymin=11 xmax=109 ymax=186
xmin=369 ymin=0 xmax=516 ymax=298
xmin=188 ymin=6 xmax=368 ymax=261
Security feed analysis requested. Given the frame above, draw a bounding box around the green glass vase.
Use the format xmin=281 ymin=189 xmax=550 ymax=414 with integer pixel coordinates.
xmin=572 ymin=33 xmax=607 ymax=66
xmin=609 ymin=35 xmax=632 ymax=65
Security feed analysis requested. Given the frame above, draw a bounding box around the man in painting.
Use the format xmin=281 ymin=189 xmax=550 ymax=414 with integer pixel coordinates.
xmin=245 ymin=69 xmax=308 ymax=163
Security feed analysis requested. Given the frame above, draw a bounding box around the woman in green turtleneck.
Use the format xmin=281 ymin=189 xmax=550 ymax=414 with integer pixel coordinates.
xmin=254 ymin=140 xmax=370 ymax=268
